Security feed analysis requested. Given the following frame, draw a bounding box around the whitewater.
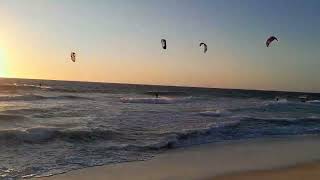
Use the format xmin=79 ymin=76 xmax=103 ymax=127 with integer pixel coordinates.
xmin=1 ymin=78 xmax=320 ymax=179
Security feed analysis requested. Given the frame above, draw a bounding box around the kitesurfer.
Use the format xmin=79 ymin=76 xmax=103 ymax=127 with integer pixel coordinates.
xmin=200 ymin=42 xmax=207 ymax=53
xmin=161 ymin=39 xmax=167 ymax=50
xmin=266 ymin=36 xmax=278 ymax=47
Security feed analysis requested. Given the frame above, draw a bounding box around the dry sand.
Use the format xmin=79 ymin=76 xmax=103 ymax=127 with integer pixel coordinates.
xmin=35 ymin=136 xmax=320 ymax=180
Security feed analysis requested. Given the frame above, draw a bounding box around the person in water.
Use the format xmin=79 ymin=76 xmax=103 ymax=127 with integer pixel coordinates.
xmin=155 ymin=92 xmax=159 ymax=98
xmin=299 ymin=96 xmax=308 ymax=103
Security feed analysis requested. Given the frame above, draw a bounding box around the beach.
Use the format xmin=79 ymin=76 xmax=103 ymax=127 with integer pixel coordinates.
xmin=38 ymin=135 xmax=320 ymax=180
xmin=1 ymin=1 xmax=320 ymax=179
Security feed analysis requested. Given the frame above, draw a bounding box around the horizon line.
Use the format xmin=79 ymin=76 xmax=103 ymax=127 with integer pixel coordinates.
xmin=1 ymin=76 xmax=319 ymax=94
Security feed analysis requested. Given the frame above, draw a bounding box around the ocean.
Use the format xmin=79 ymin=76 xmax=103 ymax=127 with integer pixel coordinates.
xmin=1 ymin=78 xmax=320 ymax=179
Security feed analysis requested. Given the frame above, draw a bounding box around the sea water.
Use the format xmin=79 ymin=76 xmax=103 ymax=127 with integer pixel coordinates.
xmin=1 ymin=78 xmax=320 ymax=179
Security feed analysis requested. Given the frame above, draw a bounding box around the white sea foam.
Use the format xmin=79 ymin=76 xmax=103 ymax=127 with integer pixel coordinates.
xmin=120 ymin=96 xmax=191 ymax=104
xmin=307 ymin=100 xmax=320 ymax=104
xmin=198 ymin=110 xmax=231 ymax=117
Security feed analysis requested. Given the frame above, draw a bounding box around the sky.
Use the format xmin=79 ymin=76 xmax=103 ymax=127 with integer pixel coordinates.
xmin=0 ymin=0 xmax=320 ymax=92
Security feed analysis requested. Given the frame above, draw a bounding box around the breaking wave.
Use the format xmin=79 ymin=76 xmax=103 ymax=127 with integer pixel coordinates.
xmin=308 ymin=100 xmax=320 ymax=104
xmin=4 ymin=115 xmax=319 ymax=148
xmin=155 ymin=116 xmax=320 ymax=149
xmin=120 ymin=97 xmax=192 ymax=104
xmin=198 ymin=110 xmax=231 ymax=117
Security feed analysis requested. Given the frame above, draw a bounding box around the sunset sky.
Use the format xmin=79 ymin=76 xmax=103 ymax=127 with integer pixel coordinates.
xmin=0 ymin=0 xmax=320 ymax=92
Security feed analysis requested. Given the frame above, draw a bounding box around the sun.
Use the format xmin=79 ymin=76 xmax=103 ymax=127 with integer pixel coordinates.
xmin=0 ymin=48 xmax=8 ymax=77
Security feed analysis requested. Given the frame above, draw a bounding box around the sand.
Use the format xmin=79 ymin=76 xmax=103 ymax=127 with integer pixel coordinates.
xmin=214 ymin=162 xmax=320 ymax=180
xmin=36 ymin=135 xmax=320 ymax=180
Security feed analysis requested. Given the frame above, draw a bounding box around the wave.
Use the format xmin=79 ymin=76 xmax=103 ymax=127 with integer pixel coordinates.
xmin=0 ymin=83 xmax=92 ymax=94
xmin=0 ymin=114 xmax=27 ymax=122
xmin=266 ymin=98 xmax=290 ymax=105
xmin=138 ymin=120 xmax=242 ymax=150
xmin=0 ymin=83 xmax=51 ymax=91
xmin=0 ymin=94 xmax=90 ymax=102
xmin=198 ymin=110 xmax=231 ymax=117
xmin=230 ymin=99 xmax=314 ymax=114
xmin=50 ymin=95 xmax=91 ymax=100
xmin=307 ymin=100 xmax=320 ymax=104
xmin=1 ymin=107 xmax=64 ymax=116
xmin=2 ymin=115 xmax=320 ymax=148
xmin=121 ymin=97 xmax=174 ymax=104
xmin=14 ymin=83 xmax=52 ymax=89
xmin=274 ymin=99 xmax=288 ymax=103
xmin=0 ymin=94 xmax=46 ymax=101
xmin=120 ymin=97 xmax=192 ymax=104
xmin=146 ymin=116 xmax=320 ymax=150
xmin=249 ymin=116 xmax=320 ymax=124
xmin=0 ymin=120 xmax=240 ymax=147
xmin=0 ymin=127 xmax=122 ymax=144
xmin=144 ymin=91 xmax=188 ymax=96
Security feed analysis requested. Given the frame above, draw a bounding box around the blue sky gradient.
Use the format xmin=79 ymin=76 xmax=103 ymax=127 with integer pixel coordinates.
xmin=1 ymin=0 xmax=320 ymax=92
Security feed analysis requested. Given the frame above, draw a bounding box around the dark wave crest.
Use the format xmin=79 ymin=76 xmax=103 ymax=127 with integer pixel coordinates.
xmin=0 ymin=127 xmax=122 ymax=144
xmin=3 ymin=116 xmax=320 ymax=148
xmin=147 ymin=116 xmax=320 ymax=150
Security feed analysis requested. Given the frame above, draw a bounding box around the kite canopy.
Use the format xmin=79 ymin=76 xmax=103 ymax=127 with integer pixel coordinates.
xmin=266 ymin=36 xmax=278 ymax=47
xmin=200 ymin=42 xmax=207 ymax=53
xmin=161 ymin=39 xmax=167 ymax=50
xmin=71 ymin=52 xmax=76 ymax=62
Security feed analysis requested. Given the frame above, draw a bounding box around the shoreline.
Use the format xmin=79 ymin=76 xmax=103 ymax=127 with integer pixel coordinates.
xmin=35 ymin=135 xmax=320 ymax=180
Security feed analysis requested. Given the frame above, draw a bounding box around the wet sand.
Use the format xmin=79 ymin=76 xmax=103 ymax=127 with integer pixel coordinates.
xmin=36 ymin=136 xmax=320 ymax=180
xmin=213 ymin=162 xmax=320 ymax=180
